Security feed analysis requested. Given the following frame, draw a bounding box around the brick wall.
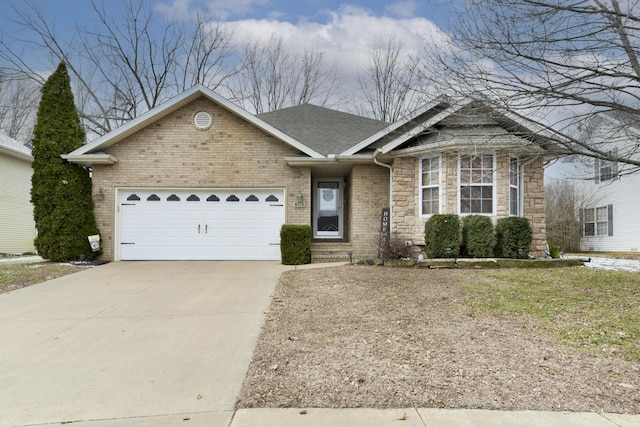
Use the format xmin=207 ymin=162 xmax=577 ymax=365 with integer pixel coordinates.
xmin=91 ymin=96 xmax=311 ymax=261
xmin=390 ymin=152 xmax=547 ymax=258
xmin=348 ymin=163 xmax=390 ymax=259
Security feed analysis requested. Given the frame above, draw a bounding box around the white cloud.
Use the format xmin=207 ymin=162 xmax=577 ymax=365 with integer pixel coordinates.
xmin=228 ymin=5 xmax=449 ymax=77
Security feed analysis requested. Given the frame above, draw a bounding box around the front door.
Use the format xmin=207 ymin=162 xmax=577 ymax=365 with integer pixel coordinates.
xmin=314 ymin=180 xmax=343 ymax=239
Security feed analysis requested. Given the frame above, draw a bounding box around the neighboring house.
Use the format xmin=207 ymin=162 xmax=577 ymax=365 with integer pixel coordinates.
xmin=0 ymin=132 xmax=35 ymax=254
xmin=573 ymin=113 xmax=640 ymax=253
xmin=63 ymin=85 xmax=556 ymax=262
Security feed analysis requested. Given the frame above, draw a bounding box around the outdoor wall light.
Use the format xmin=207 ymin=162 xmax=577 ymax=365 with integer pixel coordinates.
xmin=95 ymin=188 xmax=105 ymax=201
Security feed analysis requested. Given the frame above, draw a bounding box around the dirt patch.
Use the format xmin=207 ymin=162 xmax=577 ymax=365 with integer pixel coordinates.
xmin=236 ymin=265 xmax=640 ymax=413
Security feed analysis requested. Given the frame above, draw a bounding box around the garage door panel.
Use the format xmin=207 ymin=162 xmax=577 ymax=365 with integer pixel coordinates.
xmin=119 ymin=189 xmax=284 ymax=261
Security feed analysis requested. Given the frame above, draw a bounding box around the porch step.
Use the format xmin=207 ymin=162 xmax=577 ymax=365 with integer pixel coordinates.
xmin=311 ymin=242 xmax=353 ymax=263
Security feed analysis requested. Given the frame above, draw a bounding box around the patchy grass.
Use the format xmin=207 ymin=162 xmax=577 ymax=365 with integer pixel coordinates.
xmin=464 ymin=267 xmax=640 ymax=361
xmin=0 ymin=261 xmax=83 ymax=294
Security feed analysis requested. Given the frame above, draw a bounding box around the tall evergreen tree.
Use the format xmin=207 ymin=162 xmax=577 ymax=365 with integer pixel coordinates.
xmin=31 ymin=62 xmax=100 ymax=261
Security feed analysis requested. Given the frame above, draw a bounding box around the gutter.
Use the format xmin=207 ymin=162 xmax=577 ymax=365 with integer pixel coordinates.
xmin=373 ymin=148 xmax=393 ymax=222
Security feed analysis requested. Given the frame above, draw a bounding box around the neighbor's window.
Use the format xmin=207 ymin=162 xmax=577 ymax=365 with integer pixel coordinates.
xmin=582 ymin=205 xmax=613 ymax=237
xmin=596 ymin=149 xmax=619 ymax=183
xmin=460 ymin=154 xmax=494 ymax=214
xmin=421 ymin=156 xmax=440 ymax=215
xmin=509 ymin=157 xmax=521 ymax=216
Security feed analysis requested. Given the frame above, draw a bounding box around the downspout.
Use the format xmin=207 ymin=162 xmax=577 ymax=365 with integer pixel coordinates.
xmin=373 ymin=148 xmax=393 ymax=223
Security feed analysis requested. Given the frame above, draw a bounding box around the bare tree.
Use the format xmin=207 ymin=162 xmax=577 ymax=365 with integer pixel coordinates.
xmin=422 ymin=0 xmax=640 ymax=171
xmin=545 ymin=179 xmax=582 ymax=252
xmin=357 ymin=35 xmax=423 ymax=122
xmin=230 ymin=34 xmax=341 ymax=113
xmin=0 ymin=0 xmax=234 ymax=137
xmin=0 ymin=77 xmax=40 ymax=142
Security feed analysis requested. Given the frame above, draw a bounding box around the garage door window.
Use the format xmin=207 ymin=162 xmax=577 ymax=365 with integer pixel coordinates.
xmin=227 ymin=195 xmax=239 ymax=202
xmin=266 ymin=195 xmax=279 ymax=202
xmin=207 ymin=195 xmax=220 ymax=201
xmin=187 ymin=194 xmax=200 ymax=201
xmin=127 ymin=194 xmax=141 ymax=201
xmin=168 ymin=194 xmax=180 ymax=201
xmin=148 ymin=194 xmax=161 ymax=201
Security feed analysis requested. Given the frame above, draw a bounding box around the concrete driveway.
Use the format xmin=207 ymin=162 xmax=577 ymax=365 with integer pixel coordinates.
xmin=0 ymin=261 xmax=288 ymax=427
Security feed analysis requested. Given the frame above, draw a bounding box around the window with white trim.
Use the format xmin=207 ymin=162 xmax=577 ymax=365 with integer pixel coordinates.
xmin=595 ymin=149 xmax=619 ymax=183
xmin=582 ymin=205 xmax=613 ymax=237
xmin=460 ymin=154 xmax=494 ymax=214
xmin=509 ymin=157 xmax=521 ymax=216
xmin=421 ymin=156 xmax=440 ymax=215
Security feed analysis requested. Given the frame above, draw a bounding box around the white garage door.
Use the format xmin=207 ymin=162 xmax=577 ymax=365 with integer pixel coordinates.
xmin=118 ymin=189 xmax=285 ymax=261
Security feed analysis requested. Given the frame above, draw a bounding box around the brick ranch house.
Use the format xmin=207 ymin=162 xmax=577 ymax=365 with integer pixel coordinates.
xmin=63 ymin=85 xmax=556 ymax=262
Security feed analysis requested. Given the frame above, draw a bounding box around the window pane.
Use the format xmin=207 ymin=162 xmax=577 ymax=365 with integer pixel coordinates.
xmin=422 ymin=188 xmax=439 ymax=215
xmin=597 ymin=221 xmax=608 ymax=236
xmin=584 ymin=208 xmax=595 ymax=222
xmin=471 ymin=199 xmax=481 ymax=212
xmin=483 ymin=155 xmax=493 ymax=169
xmin=482 ymin=200 xmax=492 ymax=213
xmin=584 ymin=223 xmax=595 ymax=236
xmin=460 ymin=170 xmax=470 ymax=183
xmin=596 ymin=207 xmax=607 ymax=221
xmin=460 ymin=155 xmax=471 ymax=168
xmin=510 ymin=187 xmax=519 ymax=215
xmin=472 ymin=156 xmax=483 ymax=168
xmin=461 ymin=200 xmax=470 ymax=213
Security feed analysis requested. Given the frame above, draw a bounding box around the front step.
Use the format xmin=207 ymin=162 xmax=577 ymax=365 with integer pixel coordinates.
xmin=311 ymin=242 xmax=353 ymax=263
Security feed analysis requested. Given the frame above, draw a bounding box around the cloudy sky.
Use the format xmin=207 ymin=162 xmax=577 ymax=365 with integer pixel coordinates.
xmin=0 ymin=0 xmax=454 ymax=81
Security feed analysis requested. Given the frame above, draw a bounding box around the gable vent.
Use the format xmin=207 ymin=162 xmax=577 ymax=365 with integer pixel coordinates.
xmin=193 ymin=111 xmax=212 ymax=130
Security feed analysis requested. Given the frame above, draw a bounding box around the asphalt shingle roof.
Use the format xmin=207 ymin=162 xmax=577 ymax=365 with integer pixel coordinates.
xmin=257 ymin=104 xmax=388 ymax=156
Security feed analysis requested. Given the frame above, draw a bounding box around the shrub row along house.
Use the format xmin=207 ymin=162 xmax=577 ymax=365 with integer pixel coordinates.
xmin=63 ymin=85 xmax=559 ymax=262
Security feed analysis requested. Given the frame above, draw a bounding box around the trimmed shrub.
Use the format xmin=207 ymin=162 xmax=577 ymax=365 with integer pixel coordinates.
xmin=462 ymin=215 xmax=495 ymax=258
xmin=547 ymin=239 xmax=561 ymax=259
xmin=495 ymin=217 xmax=533 ymax=259
xmin=280 ymin=225 xmax=311 ymax=265
xmin=424 ymin=214 xmax=461 ymax=258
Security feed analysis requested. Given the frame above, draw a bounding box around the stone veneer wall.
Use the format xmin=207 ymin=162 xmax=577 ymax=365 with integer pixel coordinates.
xmin=348 ymin=163 xmax=390 ymax=260
xmin=91 ymin=96 xmax=311 ymax=261
xmin=391 ymin=152 xmax=547 ymax=258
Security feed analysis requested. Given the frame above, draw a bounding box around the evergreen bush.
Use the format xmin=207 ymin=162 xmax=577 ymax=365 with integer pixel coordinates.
xmin=547 ymin=239 xmax=561 ymax=259
xmin=280 ymin=224 xmax=311 ymax=265
xmin=31 ymin=62 xmax=100 ymax=262
xmin=495 ymin=217 xmax=533 ymax=259
xmin=461 ymin=215 xmax=495 ymax=258
xmin=424 ymin=214 xmax=460 ymax=258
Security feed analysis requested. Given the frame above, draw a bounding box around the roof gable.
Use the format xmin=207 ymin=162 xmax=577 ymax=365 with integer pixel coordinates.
xmin=345 ymin=96 xmax=560 ymax=156
xmin=258 ymin=104 xmax=388 ymax=156
xmin=65 ymin=85 xmax=324 ymax=163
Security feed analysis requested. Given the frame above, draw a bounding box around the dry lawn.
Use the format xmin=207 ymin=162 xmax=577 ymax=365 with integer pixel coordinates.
xmin=236 ymin=265 xmax=640 ymax=414
xmin=0 ymin=260 xmax=83 ymax=294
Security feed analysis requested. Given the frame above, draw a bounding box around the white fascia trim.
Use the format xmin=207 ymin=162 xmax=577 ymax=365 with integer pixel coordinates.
xmin=69 ymin=85 xmax=324 ymax=159
xmin=340 ymin=97 xmax=447 ymax=156
xmin=61 ymin=152 xmax=118 ymax=166
xmin=0 ymin=146 xmax=32 ymax=162
xmin=378 ymin=100 xmax=473 ymax=155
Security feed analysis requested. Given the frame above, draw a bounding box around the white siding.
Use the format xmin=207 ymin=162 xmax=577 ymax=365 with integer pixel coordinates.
xmin=579 ymin=173 xmax=640 ymax=252
xmin=576 ymin=115 xmax=640 ymax=253
xmin=0 ymin=154 xmax=35 ymax=254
